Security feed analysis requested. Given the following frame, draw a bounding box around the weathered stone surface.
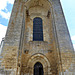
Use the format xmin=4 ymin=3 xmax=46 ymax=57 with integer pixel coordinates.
xmin=0 ymin=0 xmax=75 ymax=75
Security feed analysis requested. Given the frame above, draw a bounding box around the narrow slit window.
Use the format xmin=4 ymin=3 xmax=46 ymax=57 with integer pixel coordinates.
xmin=33 ymin=17 xmax=43 ymax=41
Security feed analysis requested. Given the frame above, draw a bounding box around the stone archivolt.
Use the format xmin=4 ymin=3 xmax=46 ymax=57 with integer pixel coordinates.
xmin=26 ymin=54 xmax=51 ymax=75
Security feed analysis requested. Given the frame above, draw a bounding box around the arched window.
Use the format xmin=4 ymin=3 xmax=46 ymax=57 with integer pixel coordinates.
xmin=34 ymin=62 xmax=44 ymax=75
xmin=33 ymin=17 xmax=43 ymax=41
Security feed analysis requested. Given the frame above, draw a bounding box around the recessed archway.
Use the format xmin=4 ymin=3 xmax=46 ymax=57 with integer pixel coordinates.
xmin=27 ymin=54 xmax=51 ymax=75
xmin=24 ymin=0 xmax=52 ymax=10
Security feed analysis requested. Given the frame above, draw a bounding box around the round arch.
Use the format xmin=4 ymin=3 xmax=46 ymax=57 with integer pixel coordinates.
xmin=27 ymin=54 xmax=51 ymax=75
xmin=24 ymin=0 xmax=53 ymax=6
xmin=24 ymin=0 xmax=53 ymax=10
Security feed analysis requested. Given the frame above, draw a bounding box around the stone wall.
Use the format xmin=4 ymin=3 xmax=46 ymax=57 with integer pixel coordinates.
xmin=52 ymin=0 xmax=75 ymax=74
xmin=1 ymin=0 xmax=24 ymax=73
xmin=0 ymin=0 xmax=75 ymax=75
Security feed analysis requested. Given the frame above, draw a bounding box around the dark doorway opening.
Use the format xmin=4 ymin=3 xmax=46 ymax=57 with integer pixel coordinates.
xmin=34 ymin=62 xmax=44 ymax=75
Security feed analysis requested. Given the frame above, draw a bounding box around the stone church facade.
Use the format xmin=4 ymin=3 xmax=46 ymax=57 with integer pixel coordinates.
xmin=0 ymin=0 xmax=75 ymax=75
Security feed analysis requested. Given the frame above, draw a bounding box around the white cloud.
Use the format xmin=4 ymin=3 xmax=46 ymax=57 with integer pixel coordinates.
xmin=73 ymin=44 xmax=75 ymax=51
xmin=0 ymin=24 xmax=7 ymax=44
xmin=0 ymin=0 xmax=14 ymax=19
xmin=71 ymin=35 xmax=75 ymax=51
xmin=0 ymin=0 xmax=14 ymax=10
xmin=7 ymin=0 xmax=15 ymax=4
xmin=0 ymin=10 xmax=11 ymax=20
xmin=71 ymin=35 xmax=75 ymax=41
xmin=0 ymin=0 xmax=14 ymax=43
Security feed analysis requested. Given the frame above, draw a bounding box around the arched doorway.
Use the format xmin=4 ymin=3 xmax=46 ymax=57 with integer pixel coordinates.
xmin=27 ymin=54 xmax=51 ymax=75
xmin=34 ymin=62 xmax=44 ymax=75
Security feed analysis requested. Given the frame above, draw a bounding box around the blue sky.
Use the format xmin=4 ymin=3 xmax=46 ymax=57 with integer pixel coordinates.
xmin=60 ymin=0 xmax=75 ymax=50
xmin=0 ymin=0 xmax=75 ymax=50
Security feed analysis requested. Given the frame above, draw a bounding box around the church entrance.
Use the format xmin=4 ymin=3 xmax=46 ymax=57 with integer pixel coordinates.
xmin=34 ymin=62 xmax=44 ymax=75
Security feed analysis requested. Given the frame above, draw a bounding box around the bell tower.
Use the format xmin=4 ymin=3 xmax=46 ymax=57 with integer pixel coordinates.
xmin=0 ymin=0 xmax=75 ymax=75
